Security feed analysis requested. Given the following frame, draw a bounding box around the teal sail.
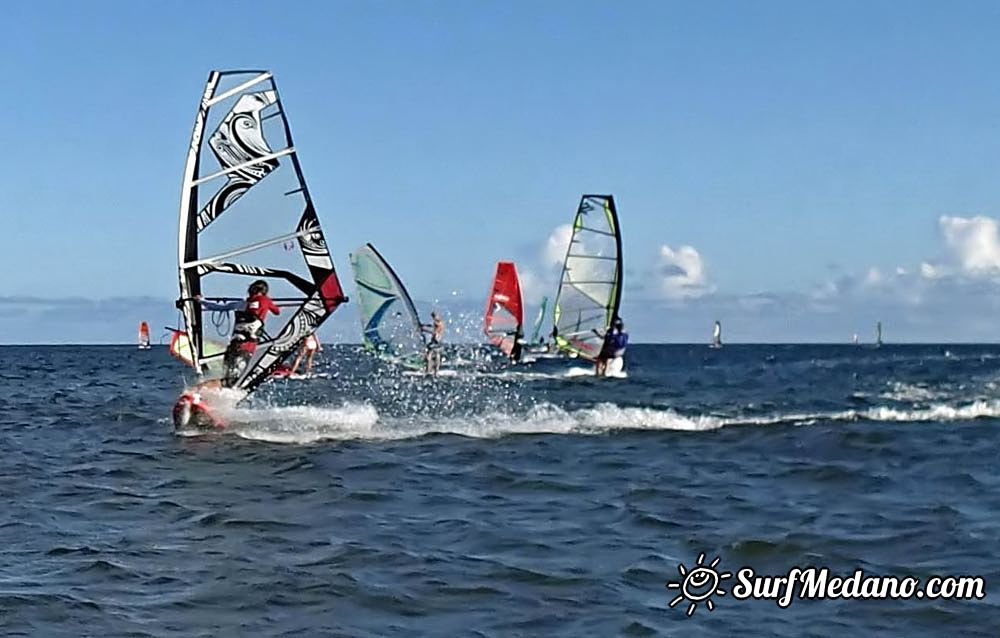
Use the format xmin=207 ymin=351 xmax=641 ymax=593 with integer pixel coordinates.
xmin=552 ymin=195 xmax=623 ymax=361
xmin=530 ymin=296 xmax=548 ymax=344
xmin=349 ymin=243 xmax=427 ymax=368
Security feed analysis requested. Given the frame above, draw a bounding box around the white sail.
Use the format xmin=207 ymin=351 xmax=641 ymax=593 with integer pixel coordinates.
xmin=176 ymin=70 xmax=348 ymax=393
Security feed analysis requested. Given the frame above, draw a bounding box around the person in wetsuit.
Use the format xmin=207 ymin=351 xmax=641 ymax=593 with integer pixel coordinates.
xmin=421 ymin=311 xmax=445 ymax=375
xmin=508 ymin=323 xmax=524 ymax=363
xmin=595 ymin=317 xmax=628 ymax=376
xmin=197 ymin=279 xmax=280 ymax=386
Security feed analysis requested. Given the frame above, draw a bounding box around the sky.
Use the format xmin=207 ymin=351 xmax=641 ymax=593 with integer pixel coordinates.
xmin=2 ymin=0 xmax=1000 ymax=343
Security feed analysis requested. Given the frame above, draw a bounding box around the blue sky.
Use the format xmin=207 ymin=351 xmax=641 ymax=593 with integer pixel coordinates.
xmin=3 ymin=1 xmax=1000 ymax=342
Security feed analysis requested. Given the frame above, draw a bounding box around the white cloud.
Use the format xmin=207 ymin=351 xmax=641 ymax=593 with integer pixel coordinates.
xmin=544 ymin=224 xmax=573 ymax=267
xmin=939 ymin=215 xmax=1000 ymax=274
xmin=517 ymin=267 xmax=547 ymax=304
xmin=657 ymin=244 xmax=714 ymax=299
xmin=863 ymin=267 xmax=883 ymax=286
xmin=920 ymin=262 xmax=942 ymax=280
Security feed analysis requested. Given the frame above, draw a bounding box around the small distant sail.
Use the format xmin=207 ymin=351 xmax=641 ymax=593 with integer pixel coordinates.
xmin=349 ymin=243 xmax=427 ymax=368
xmin=138 ymin=322 xmax=151 ymax=349
xmin=484 ymin=261 xmax=524 ymax=356
xmin=553 ymin=195 xmax=623 ymax=360
xmin=711 ymin=320 xmax=722 ymax=348
xmin=875 ymin=321 xmax=883 ymax=347
xmin=852 ymin=333 xmax=859 ymax=345
xmin=530 ymin=296 xmax=548 ymax=344
xmin=174 ymin=70 xmax=349 ymax=393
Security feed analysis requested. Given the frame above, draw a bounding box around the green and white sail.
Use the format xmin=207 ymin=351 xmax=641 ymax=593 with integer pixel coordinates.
xmin=530 ymin=296 xmax=548 ymax=344
xmin=552 ymin=195 xmax=623 ymax=360
xmin=349 ymin=243 xmax=427 ymax=368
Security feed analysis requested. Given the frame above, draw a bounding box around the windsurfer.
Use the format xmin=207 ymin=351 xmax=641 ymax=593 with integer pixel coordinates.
xmin=290 ymin=333 xmax=321 ymax=375
xmin=594 ymin=317 xmax=628 ymax=376
xmin=509 ymin=323 xmax=524 ymax=362
xmin=196 ymin=279 xmax=280 ymax=386
xmin=422 ymin=311 xmax=445 ymax=375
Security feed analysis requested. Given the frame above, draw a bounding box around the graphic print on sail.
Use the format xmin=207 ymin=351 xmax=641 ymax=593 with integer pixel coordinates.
xmin=349 ymin=243 xmax=427 ymax=369
xmin=552 ymin=195 xmax=623 ymax=360
xmin=484 ymin=261 xmax=524 ymax=356
xmin=175 ymin=70 xmax=347 ymax=394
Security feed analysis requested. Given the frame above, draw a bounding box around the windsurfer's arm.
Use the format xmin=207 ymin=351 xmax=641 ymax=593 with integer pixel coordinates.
xmin=264 ymin=297 xmax=281 ymax=316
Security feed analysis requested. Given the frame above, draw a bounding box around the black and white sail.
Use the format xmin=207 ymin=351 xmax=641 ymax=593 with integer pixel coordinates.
xmin=176 ymin=70 xmax=347 ymax=393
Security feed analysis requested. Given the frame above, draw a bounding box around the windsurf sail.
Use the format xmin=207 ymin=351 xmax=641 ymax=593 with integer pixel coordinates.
xmin=483 ymin=261 xmax=524 ymax=355
xmin=529 ymin=296 xmax=548 ymax=344
xmin=552 ymin=195 xmax=623 ymax=360
xmin=138 ymin=322 xmax=151 ymax=348
xmin=175 ymin=70 xmax=348 ymax=393
xmin=169 ymin=329 xmax=228 ymax=377
xmin=349 ymin=243 xmax=427 ymax=368
xmin=875 ymin=321 xmax=883 ymax=346
xmin=712 ymin=321 xmax=722 ymax=347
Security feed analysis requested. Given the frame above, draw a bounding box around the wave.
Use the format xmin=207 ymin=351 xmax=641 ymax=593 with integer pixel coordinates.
xmin=190 ymin=395 xmax=1000 ymax=444
xmin=229 ymin=401 xmax=722 ymax=443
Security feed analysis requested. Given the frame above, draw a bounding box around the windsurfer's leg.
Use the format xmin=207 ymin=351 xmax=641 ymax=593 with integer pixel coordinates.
xmin=305 ymin=350 xmax=315 ymax=374
xmin=290 ymin=348 xmax=305 ymax=374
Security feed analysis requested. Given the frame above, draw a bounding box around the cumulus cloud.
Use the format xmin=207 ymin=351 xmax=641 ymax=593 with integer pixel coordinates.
xmin=544 ymin=224 xmax=573 ymax=267
xmin=657 ymin=244 xmax=714 ymax=299
xmin=939 ymin=215 xmax=1000 ymax=274
xmin=920 ymin=262 xmax=942 ymax=280
xmin=863 ymin=267 xmax=883 ymax=287
xmin=516 ymin=267 xmax=547 ymax=304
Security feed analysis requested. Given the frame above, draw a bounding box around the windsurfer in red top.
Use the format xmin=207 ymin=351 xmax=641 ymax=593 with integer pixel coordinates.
xmin=196 ymin=279 xmax=280 ymax=387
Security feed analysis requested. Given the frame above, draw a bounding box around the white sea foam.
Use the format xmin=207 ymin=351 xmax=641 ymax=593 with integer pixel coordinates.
xmin=227 ymin=401 xmax=723 ymax=443
xmin=190 ymin=394 xmax=1000 ymax=444
xmin=879 ymin=382 xmax=947 ymax=402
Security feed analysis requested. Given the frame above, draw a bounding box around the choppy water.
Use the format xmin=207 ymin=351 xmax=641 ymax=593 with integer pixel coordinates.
xmin=2 ymin=344 xmax=998 ymax=636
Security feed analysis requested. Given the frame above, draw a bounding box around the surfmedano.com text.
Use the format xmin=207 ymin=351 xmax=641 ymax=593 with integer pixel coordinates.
xmin=732 ymin=566 xmax=986 ymax=608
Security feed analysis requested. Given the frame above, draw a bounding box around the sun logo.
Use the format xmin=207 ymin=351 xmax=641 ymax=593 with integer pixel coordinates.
xmin=666 ymin=552 xmax=731 ymax=616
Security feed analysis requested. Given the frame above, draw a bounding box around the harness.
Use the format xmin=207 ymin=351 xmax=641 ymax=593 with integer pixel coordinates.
xmin=611 ymin=332 xmax=628 ymax=357
xmin=600 ymin=330 xmax=628 ymax=358
xmin=232 ymin=306 xmax=264 ymax=343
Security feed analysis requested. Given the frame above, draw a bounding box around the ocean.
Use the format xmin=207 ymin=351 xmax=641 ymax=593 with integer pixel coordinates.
xmin=2 ymin=344 xmax=998 ymax=636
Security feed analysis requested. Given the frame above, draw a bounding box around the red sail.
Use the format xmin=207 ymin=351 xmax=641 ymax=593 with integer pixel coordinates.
xmin=138 ymin=321 xmax=151 ymax=347
xmin=484 ymin=261 xmax=524 ymax=355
